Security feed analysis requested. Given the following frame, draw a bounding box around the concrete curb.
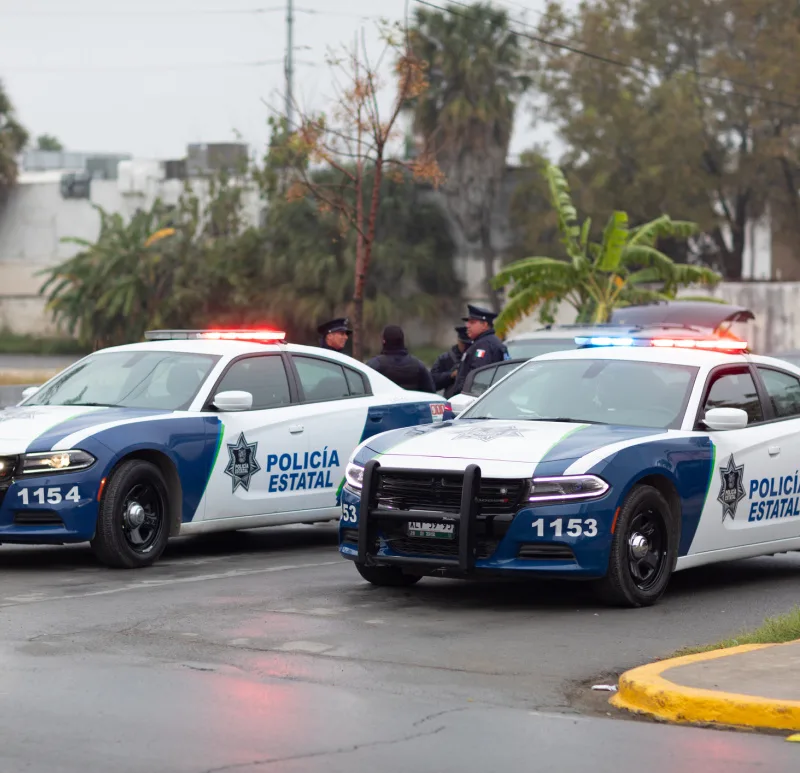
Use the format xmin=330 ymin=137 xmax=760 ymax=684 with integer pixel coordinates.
xmin=611 ymin=641 xmax=800 ymax=732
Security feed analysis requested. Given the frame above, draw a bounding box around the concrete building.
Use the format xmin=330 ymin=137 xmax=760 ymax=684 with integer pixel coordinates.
xmin=0 ymin=145 xmax=261 ymax=335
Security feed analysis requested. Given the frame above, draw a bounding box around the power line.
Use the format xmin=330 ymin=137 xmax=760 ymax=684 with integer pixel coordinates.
xmin=2 ymin=59 xmax=317 ymax=74
xmin=415 ymin=0 xmax=800 ymax=111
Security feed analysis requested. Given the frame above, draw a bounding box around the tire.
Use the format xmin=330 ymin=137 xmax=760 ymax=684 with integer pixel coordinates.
xmin=355 ymin=563 xmax=422 ymax=588
xmin=595 ymin=484 xmax=678 ymax=608
xmin=91 ymin=459 xmax=171 ymax=569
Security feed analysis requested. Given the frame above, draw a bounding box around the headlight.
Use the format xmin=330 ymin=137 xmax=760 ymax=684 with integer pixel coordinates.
xmin=345 ymin=461 xmax=365 ymax=490
xmin=528 ymin=475 xmax=608 ymax=502
xmin=20 ymin=450 xmax=96 ymax=475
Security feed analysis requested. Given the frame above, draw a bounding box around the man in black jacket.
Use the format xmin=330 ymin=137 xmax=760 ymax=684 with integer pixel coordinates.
xmin=317 ymin=317 xmax=351 ymax=352
xmin=366 ymin=325 xmax=436 ymax=392
xmin=453 ymin=304 xmax=510 ymax=394
xmin=431 ymin=326 xmax=470 ymax=398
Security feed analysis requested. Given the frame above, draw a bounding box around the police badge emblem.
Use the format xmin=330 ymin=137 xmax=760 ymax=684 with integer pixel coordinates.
xmin=224 ymin=432 xmax=261 ymax=492
xmin=717 ymin=453 xmax=745 ymax=522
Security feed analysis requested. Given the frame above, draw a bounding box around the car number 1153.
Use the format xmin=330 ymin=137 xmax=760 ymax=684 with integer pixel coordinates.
xmin=531 ymin=517 xmax=598 ymax=538
xmin=17 ymin=486 xmax=81 ymax=506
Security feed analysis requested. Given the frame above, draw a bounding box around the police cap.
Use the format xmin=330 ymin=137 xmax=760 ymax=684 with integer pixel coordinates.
xmin=461 ymin=304 xmax=498 ymax=323
xmin=317 ymin=317 xmax=352 ymax=336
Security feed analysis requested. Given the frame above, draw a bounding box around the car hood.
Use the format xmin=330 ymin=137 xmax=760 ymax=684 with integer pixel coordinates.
xmin=0 ymin=405 xmax=166 ymax=454
xmin=360 ymin=419 xmax=668 ymax=478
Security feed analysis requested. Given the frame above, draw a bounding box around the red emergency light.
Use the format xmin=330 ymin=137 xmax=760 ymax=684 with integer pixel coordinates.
xmin=145 ymin=329 xmax=286 ymax=342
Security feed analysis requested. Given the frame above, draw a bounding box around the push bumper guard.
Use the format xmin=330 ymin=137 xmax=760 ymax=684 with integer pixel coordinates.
xmin=357 ymin=459 xmax=481 ymax=573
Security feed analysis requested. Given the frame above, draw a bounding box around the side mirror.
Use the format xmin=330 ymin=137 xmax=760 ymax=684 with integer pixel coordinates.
xmin=449 ymin=393 xmax=476 ymax=414
xmin=702 ymin=407 xmax=748 ymax=431
xmin=20 ymin=386 xmax=40 ymax=400
xmin=213 ymin=390 xmax=253 ymax=412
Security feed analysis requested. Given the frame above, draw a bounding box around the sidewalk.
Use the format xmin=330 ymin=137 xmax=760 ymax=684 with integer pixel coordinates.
xmin=612 ymin=639 xmax=800 ymax=733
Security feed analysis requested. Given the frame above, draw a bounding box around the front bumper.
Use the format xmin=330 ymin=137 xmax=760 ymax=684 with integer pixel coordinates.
xmin=338 ymin=460 xmax=615 ymax=579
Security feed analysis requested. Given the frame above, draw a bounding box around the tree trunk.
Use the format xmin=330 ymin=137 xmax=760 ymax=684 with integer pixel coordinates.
xmin=351 ymin=293 xmax=364 ymax=361
xmin=480 ymin=220 xmax=499 ymax=312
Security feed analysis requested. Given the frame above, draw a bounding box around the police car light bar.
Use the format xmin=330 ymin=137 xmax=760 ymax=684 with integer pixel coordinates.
xmin=574 ymin=336 xmax=748 ymax=352
xmin=145 ymin=329 xmax=286 ymax=342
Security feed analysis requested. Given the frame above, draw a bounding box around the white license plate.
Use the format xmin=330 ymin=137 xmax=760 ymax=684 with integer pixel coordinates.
xmin=406 ymin=521 xmax=455 ymax=540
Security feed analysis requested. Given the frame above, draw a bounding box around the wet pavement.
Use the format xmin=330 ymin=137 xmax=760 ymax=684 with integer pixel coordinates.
xmin=0 ymin=526 xmax=798 ymax=771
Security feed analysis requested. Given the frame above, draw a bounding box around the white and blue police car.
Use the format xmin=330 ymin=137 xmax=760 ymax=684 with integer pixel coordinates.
xmin=0 ymin=329 xmax=450 ymax=568
xmin=339 ymin=334 xmax=800 ymax=606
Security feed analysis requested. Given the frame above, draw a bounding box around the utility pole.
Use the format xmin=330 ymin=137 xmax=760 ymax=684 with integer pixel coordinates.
xmin=285 ymin=0 xmax=294 ymax=130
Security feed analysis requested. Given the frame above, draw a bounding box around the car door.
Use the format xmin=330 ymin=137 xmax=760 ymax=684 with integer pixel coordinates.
xmin=201 ymin=353 xmax=310 ymax=520
xmin=688 ymin=364 xmax=798 ymax=554
xmin=285 ymin=354 xmax=383 ymax=512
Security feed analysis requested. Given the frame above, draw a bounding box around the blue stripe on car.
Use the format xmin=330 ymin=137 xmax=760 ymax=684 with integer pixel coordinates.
xmin=27 ymin=408 xmax=171 ymax=453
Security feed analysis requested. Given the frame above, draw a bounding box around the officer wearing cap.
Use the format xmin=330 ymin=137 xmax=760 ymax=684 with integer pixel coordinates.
xmin=452 ymin=304 xmax=509 ymax=394
xmin=431 ymin=325 xmax=471 ymax=398
xmin=317 ymin=317 xmax=352 ymax=352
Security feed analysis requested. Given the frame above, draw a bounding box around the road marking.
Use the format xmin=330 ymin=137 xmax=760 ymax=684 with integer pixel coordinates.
xmin=0 ymin=560 xmax=344 ymax=608
xmin=274 ymin=640 xmax=333 ymax=654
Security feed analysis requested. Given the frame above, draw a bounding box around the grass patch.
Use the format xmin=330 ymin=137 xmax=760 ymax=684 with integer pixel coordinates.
xmin=674 ymin=606 xmax=800 ymax=657
xmin=0 ymin=330 xmax=89 ymax=356
xmin=412 ymin=345 xmax=445 ymax=367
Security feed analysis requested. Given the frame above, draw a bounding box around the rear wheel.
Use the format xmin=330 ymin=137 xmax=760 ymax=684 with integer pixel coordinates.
xmin=596 ymin=484 xmax=677 ymax=608
xmin=91 ymin=460 xmax=170 ymax=569
xmin=355 ymin=563 xmax=422 ymax=587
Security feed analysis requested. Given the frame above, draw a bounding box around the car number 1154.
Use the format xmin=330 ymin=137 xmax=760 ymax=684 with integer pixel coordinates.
xmin=17 ymin=486 xmax=81 ymax=506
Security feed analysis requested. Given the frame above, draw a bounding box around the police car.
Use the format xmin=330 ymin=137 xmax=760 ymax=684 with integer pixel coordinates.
xmin=339 ymin=334 xmax=800 ymax=607
xmin=0 ymin=330 xmax=450 ymax=568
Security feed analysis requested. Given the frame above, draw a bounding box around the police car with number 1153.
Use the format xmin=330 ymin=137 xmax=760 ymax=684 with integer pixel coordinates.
xmin=0 ymin=329 xmax=451 ymax=568
xmin=339 ymin=335 xmax=800 ymax=607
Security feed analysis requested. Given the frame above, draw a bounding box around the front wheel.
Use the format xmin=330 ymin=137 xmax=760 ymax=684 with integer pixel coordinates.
xmin=91 ymin=459 xmax=170 ymax=569
xmin=355 ymin=563 xmax=422 ymax=587
xmin=595 ymin=485 xmax=678 ymax=608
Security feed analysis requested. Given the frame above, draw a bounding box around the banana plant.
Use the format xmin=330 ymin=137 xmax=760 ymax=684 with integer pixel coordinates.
xmin=493 ymin=164 xmax=722 ymax=335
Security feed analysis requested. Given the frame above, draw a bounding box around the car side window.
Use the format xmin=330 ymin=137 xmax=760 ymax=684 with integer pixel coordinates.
xmin=757 ymin=368 xmax=800 ymax=419
xmin=469 ymin=367 xmax=496 ymax=395
xmin=492 ymin=363 xmax=517 ymax=384
xmin=214 ymin=355 xmax=291 ymax=410
xmin=344 ymin=366 xmax=368 ymax=396
xmin=294 ymin=356 xmax=351 ymax=402
xmin=702 ymin=369 xmax=763 ymax=424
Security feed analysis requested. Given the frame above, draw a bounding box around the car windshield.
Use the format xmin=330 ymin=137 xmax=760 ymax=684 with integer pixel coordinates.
xmin=461 ymin=358 xmax=698 ymax=429
xmin=25 ymin=350 xmax=220 ymax=410
xmin=505 ymin=338 xmax=578 ymax=359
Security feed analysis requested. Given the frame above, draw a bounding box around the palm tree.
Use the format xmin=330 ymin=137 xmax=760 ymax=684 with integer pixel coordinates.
xmin=493 ymin=164 xmax=721 ymax=335
xmin=407 ymin=2 xmax=529 ymax=310
xmin=0 ymin=80 xmax=29 ymax=193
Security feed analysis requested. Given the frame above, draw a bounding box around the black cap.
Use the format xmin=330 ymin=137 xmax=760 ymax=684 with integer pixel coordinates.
xmin=455 ymin=325 xmax=470 ymax=343
xmin=382 ymin=324 xmax=405 ymax=349
xmin=317 ymin=317 xmax=352 ymax=336
xmin=462 ymin=304 xmax=497 ymax=323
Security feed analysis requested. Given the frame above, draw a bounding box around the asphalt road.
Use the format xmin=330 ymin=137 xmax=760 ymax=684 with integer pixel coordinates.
xmin=0 ymin=525 xmax=797 ymax=772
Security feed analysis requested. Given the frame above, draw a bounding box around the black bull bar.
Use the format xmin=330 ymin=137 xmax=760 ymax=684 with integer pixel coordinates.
xmin=357 ymin=459 xmax=482 ymax=572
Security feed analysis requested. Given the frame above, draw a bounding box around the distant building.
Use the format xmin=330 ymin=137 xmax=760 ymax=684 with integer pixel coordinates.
xmin=0 ymin=144 xmax=260 ymax=335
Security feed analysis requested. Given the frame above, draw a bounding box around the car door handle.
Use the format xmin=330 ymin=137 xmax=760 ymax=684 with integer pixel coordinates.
xmin=289 ymin=425 xmax=304 ymax=434
xmin=768 ymin=446 xmax=781 ymax=456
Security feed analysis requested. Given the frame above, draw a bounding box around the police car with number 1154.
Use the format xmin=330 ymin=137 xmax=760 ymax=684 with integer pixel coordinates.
xmin=0 ymin=329 xmax=451 ymax=568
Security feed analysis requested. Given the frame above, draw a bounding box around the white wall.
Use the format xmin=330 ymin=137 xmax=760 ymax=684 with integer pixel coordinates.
xmin=0 ymin=170 xmax=262 ymax=335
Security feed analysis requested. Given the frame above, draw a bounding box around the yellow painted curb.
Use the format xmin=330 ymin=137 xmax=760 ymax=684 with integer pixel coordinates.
xmin=611 ymin=640 xmax=800 ymax=732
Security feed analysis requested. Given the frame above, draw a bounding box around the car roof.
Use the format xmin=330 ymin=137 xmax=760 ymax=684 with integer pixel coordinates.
xmin=75 ymin=339 xmax=369 ymax=365
xmin=528 ymin=345 xmax=744 ymax=367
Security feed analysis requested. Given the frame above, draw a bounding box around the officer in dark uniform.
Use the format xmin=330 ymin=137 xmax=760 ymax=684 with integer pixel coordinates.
xmin=317 ymin=317 xmax=352 ymax=352
xmin=453 ymin=304 xmax=509 ymax=394
xmin=366 ymin=325 xmax=436 ymax=392
xmin=431 ymin=326 xmax=471 ymax=398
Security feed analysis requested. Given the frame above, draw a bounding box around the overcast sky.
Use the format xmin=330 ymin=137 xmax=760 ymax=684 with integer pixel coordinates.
xmin=0 ymin=0 xmax=572 ymax=163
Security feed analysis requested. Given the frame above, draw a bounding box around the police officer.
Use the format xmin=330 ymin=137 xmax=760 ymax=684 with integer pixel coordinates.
xmin=366 ymin=325 xmax=436 ymax=392
xmin=431 ymin=326 xmax=471 ymax=398
xmin=317 ymin=317 xmax=352 ymax=352
xmin=453 ymin=304 xmax=509 ymax=394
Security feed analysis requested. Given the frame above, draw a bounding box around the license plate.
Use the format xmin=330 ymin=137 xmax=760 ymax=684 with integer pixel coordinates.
xmin=406 ymin=521 xmax=455 ymax=539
